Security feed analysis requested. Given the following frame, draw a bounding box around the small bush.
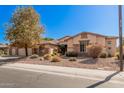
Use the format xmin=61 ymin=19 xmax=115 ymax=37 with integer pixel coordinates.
xmin=51 ymin=56 xmax=61 ymax=62
xmin=30 ymin=54 xmax=39 ymax=59
xmin=69 ymin=57 xmax=77 ymax=61
xmin=0 ymin=50 xmax=5 ymax=56
xmin=116 ymin=54 xmax=124 ymax=60
xmin=108 ymin=53 xmax=112 ymax=57
xmin=99 ymin=53 xmax=107 ymax=58
xmin=40 ymin=57 xmax=44 ymax=61
xmin=66 ymin=51 xmax=78 ymax=57
xmin=87 ymin=45 xmax=102 ymax=58
xmin=116 ymin=54 xmax=119 ymax=59
xmin=51 ymin=51 xmax=59 ymax=57
xmin=43 ymin=54 xmax=52 ymax=60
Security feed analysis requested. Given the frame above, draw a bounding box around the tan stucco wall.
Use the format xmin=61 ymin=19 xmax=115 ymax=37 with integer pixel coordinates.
xmin=67 ymin=38 xmax=73 ymax=47
xmin=73 ymin=35 xmax=82 ymax=44
xmin=66 ymin=38 xmax=74 ymax=51
xmin=105 ymin=38 xmax=117 ymax=56
xmin=96 ymin=36 xmax=106 ymax=46
xmin=87 ymin=34 xmax=96 ymax=44
xmin=87 ymin=34 xmax=106 ymax=46
xmin=66 ymin=34 xmax=104 ymax=52
xmin=73 ymin=44 xmax=80 ymax=52
xmin=65 ymin=33 xmax=117 ymax=56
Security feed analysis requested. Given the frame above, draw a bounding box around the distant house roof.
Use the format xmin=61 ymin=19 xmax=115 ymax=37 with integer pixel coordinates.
xmin=64 ymin=32 xmax=118 ymax=41
xmin=0 ymin=43 xmax=8 ymax=48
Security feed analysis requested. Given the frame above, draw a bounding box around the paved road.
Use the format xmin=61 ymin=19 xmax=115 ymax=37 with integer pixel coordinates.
xmin=0 ymin=67 xmax=124 ymax=88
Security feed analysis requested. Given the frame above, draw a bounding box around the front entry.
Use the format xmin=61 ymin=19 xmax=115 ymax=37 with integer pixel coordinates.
xmin=59 ymin=44 xmax=67 ymax=55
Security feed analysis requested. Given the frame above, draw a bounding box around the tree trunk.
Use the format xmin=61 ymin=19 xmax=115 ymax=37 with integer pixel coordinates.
xmin=25 ymin=44 xmax=28 ymax=56
xmin=16 ymin=47 xmax=19 ymax=56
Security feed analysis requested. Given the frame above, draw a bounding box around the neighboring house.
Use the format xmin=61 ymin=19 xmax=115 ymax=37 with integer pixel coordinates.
xmin=0 ymin=43 xmax=9 ymax=55
xmin=58 ymin=32 xmax=118 ymax=56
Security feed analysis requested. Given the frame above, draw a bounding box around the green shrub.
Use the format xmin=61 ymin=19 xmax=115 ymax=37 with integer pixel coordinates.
xmin=0 ymin=50 xmax=5 ymax=56
xmin=51 ymin=56 xmax=61 ymax=62
xmin=66 ymin=51 xmax=78 ymax=57
xmin=87 ymin=45 xmax=102 ymax=58
xmin=30 ymin=54 xmax=39 ymax=59
xmin=99 ymin=53 xmax=107 ymax=58
xmin=69 ymin=57 xmax=77 ymax=61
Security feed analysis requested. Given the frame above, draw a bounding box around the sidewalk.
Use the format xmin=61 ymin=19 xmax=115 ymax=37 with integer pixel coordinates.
xmin=1 ymin=63 xmax=124 ymax=84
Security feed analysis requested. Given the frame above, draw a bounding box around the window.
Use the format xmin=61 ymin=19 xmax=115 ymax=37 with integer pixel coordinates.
xmin=107 ymin=41 xmax=112 ymax=45
xmin=80 ymin=40 xmax=89 ymax=52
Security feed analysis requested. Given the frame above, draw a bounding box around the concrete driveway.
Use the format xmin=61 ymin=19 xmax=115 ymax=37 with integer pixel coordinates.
xmin=0 ymin=56 xmax=22 ymax=66
xmin=0 ymin=56 xmax=20 ymax=60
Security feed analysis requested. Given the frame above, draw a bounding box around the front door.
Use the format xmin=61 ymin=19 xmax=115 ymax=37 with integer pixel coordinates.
xmin=59 ymin=44 xmax=67 ymax=55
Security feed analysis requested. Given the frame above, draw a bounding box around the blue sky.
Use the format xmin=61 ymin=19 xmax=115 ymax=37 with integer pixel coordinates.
xmin=0 ymin=5 xmax=121 ymax=43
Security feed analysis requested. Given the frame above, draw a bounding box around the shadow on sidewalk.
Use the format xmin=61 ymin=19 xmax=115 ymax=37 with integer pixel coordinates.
xmin=86 ymin=71 xmax=120 ymax=88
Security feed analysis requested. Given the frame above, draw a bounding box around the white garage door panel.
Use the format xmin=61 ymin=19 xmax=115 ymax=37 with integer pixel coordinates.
xmin=28 ymin=48 xmax=32 ymax=56
xmin=18 ymin=48 xmax=25 ymax=56
xmin=18 ymin=48 xmax=32 ymax=56
xmin=12 ymin=48 xmax=16 ymax=55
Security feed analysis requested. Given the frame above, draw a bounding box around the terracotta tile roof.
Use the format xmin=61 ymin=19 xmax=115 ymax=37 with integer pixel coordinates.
xmin=39 ymin=40 xmax=59 ymax=45
xmin=58 ymin=36 xmax=71 ymax=41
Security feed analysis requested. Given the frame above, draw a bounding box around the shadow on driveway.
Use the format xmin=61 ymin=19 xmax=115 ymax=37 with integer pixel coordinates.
xmin=87 ymin=71 xmax=120 ymax=88
xmin=79 ymin=58 xmax=97 ymax=64
xmin=0 ymin=56 xmax=26 ymax=66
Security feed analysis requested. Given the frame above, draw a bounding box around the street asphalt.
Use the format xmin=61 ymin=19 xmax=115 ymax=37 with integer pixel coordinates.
xmin=0 ymin=56 xmax=124 ymax=88
xmin=0 ymin=67 xmax=124 ymax=88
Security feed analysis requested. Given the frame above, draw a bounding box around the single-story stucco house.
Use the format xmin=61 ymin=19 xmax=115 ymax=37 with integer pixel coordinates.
xmin=6 ymin=32 xmax=118 ymax=56
xmin=58 ymin=32 xmax=118 ymax=56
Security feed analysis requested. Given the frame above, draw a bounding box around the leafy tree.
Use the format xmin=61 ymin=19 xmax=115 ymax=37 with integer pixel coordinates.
xmin=5 ymin=6 xmax=44 ymax=56
xmin=42 ymin=37 xmax=54 ymax=41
